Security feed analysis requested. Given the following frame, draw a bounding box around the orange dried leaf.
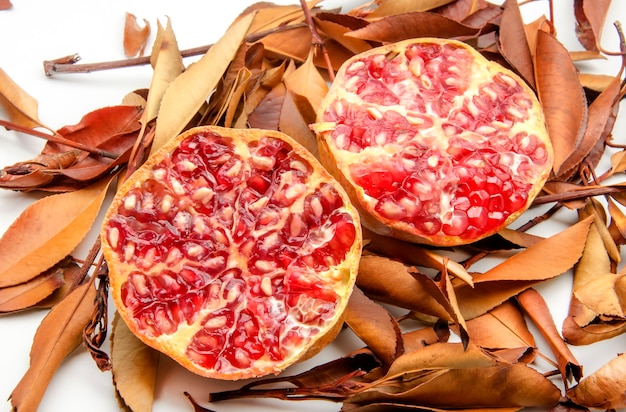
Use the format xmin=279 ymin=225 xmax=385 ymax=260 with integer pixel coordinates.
xmin=123 ymin=12 xmax=151 ymax=57
xmin=517 ymin=288 xmax=582 ymax=383
xmin=0 ymin=67 xmax=48 ymax=131
xmin=456 ymin=216 xmax=593 ymax=319
xmin=9 ymin=281 xmax=97 ymax=411
xmin=534 ymin=30 xmax=588 ymax=175
xmin=0 ymin=269 xmax=64 ymax=313
xmin=152 ymin=12 xmax=255 ymax=152
xmin=313 ymin=15 xmax=372 ymax=55
xmin=574 ymin=273 xmax=626 ymax=319
xmin=284 ymin=50 xmax=329 ymax=113
xmin=345 ymin=287 xmax=403 ymax=366
xmin=465 ymin=300 xmax=535 ymax=361
xmin=111 ymin=311 xmax=160 ymax=412
xmin=567 ymin=352 xmax=626 ymax=409
xmin=0 ymin=176 xmax=112 ymax=288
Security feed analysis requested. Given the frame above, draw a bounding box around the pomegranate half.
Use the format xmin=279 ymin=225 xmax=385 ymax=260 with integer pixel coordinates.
xmin=313 ymin=38 xmax=553 ymax=246
xmin=101 ymin=126 xmax=361 ymax=379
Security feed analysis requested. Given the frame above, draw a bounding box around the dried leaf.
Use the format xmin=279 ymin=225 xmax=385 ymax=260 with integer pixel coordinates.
xmin=111 ymin=311 xmax=160 ymax=412
xmin=123 ymin=12 xmax=151 ymax=57
xmin=152 ymin=11 xmax=255 ymax=152
xmin=351 ymin=343 xmax=561 ymax=409
xmin=248 ymin=81 xmax=285 ymax=131
xmin=0 ymin=67 xmax=48 ymax=130
xmin=517 ymin=288 xmax=582 ymax=383
xmin=567 ymin=352 xmax=626 ymax=409
xmin=0 ymin=268 xmax=64 ymax=313
xmin=364 ymin=0 xmax=455 ymax=20
xmin=0 ymin=176 xmax=112 ymax=288
xmin=357 ymin=255 xmax=451 ymax=321
xmin=347 ymin=12 xmax=480 ymax=43
xmin=313 ymin=14 xmax=372 ymax=55
xmin=465 ymin=300 xmax=536 ymax=363
xmin=284 ymin=50 xmax=329 ymax=113
xmin=456 ymin=216 xmax=593 ymax=319
xmin=279 ymin=90 xmax=320 ymax=157
xmin=9 ymin=281 xmax=97 ymax=411
xmin=345 ymin=287 xmax=403 ymax=366
xmin=33 ymin=256 xmax=85 ymax=308
xmin=574 ymin=0 xmax=611 ymax=52
xmin=0 ymin=0 xmax=12 ymax=10
xmin=498 ymin=0 xmax=535 ymax=88
xmin=0 ymin=150 xmax=80 ymax=190
xmin=574 ymin=273 xmax=626 ymax=319
xmin=558 ymin=72 xmax=622 ymax=178
xmin=534 ymin=30 xmax=588 ymax=175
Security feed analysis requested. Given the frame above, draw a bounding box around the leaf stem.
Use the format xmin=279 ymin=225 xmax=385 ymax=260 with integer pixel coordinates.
xmin=0 ymin=119 xmax=120 ymax=159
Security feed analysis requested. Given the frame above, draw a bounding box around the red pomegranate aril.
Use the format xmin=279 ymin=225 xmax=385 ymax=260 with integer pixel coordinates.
xmin=314 ymin=38 xmax=553 ymax=246
xmin=102 ymin=126 xmax=361 ymax=380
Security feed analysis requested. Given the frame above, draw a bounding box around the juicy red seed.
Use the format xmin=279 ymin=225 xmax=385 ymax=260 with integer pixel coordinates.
xmin=442 ymin=210 xmax=469 ymax=236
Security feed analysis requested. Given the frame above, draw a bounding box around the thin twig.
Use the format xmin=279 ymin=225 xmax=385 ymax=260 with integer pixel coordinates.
xmin=0 ymin=119 xmax=119 ymax=159
xmin=299 ymin=0 xmax=335 ymax=81
xmin=44 ymin=23 xmax=308 ymax=76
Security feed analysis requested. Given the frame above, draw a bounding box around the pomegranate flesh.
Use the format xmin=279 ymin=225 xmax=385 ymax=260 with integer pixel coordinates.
xmin=101 ymin=126 xmax=361 ymax=379
xmin=313 ymin=38 xmax=553 ymax=246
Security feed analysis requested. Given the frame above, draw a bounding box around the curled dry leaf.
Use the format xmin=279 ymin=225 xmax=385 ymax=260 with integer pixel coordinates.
xmin=567 ymin=352 xmax=626 ymax=409
xmin=0 ymin=176 xmax=112 ymax=288
xmin=0 ymin=150 xmax=81 ymax=190
xmin=573 ymin=0 xmax=611 ymax=52
xmin=348 ymin=342 xmax=561 ymax=409
xmin=345 ymin=286 xmax=403 ymax=366
xmin=0 ymin=267 xmax=64 ymax=314
xmin=534 ymin=30 xmax=588 ymax=175
xmin=362 ymin=0 xmax=455 ymax=20
xmin=9 ymin=281 xmax=97 ymax=412
xmin=283 ymin=49 xmax=329 ymax=113
xmin=123 ymin=12 xmax=151 ymax=57
xmin=111 ymin=311 xmax=160 ymax=412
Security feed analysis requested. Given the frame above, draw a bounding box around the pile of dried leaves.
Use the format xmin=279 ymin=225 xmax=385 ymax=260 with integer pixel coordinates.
xmin=1 ymin=0 xmax=626 ymax=411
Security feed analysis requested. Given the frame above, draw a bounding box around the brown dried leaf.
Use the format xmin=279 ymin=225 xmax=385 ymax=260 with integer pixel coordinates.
xmin=357 ymin=254 xmax=451 ymax=321
xmin=347 ymin=12 xmax=480 ymax=43
xmin=9 ymin=281 xmax=97 ymax=411
xmin=248 ymin=82 xmax=285 ymax=131
xmin=456 ymin=216 xmax=593 ymax=319
xmin=534 ymin=30 xmax=588 ymax=175
xmin=313 ymin=14 xmax=372 ymax=55
xmin=152 ymin=12 xmax=255 ymax=152
xmin=517 ymin=288 xmax=582 ymax=383
xmin=33 ymin=256 xmax=85 ymax=309
xmin=557 ymin=72 xmax=622 ymax=178
xmin=111 ymin=311 xmax=160 ymax=412
xmin=439 ymin=0 xmax=486 ymax=22
xmin=345 ymin=287 xmax=403 ymax=366
xmin=465 ymin=300 xmax=536 ymax=363
xmin=567 ymin=352 xmax=626 ymax=409
xmin=279 ymin=90 xmax=319 ymax=157
xmin=0 ymin=150 xmax=80 ymax=190
xmin=0 ymin=176 xmax=112 ymax=288
xmin=574 ymin=0 xmax=611 ymax=52
xmin=364 ymin=0 xmax=455 ymax=20
xmin=0 ymin=67 xmax=48 ymax=130
xmin=351 ymin=343 xmax=561 ymax=409
xmin=498 ymin=0 xmax=535 ymax=88
xmin=123 ymin=12 xmax=151 ymax=57
xmin=574 ymin=273 xmax=626 ymax=319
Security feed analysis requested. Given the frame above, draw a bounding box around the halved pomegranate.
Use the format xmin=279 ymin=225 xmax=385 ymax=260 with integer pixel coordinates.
xmin=313 ymin=38 xmax=553 ymax=246
xmin=101 ymin=126 xmax=361 ymax=379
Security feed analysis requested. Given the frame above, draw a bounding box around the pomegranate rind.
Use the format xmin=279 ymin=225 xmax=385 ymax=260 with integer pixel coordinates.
xmin=101 ymin=126 xmax=361 ymax=380
xmin=313 ymin=38 xmax=553 ymax=246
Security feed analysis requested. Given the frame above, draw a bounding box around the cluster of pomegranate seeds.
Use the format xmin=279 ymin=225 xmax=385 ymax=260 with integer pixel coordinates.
xmin=104 ymin=129 xmax=358 ymax=375
xmin=319 ymin=40 xmax=551 ymax=244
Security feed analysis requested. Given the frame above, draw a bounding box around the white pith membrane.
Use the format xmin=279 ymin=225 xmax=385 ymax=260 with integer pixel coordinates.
xmin=316 ymin=39 xmax=552 ymax=245
xmin=102 ymin=128 xmax=359 ymax=378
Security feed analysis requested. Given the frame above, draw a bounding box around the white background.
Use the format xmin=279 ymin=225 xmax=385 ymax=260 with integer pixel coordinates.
xmin=0 ymin=1 xmax=625 ymax=411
